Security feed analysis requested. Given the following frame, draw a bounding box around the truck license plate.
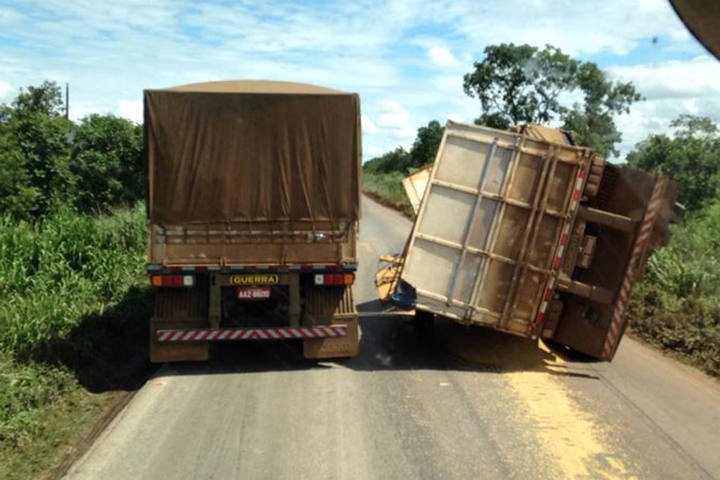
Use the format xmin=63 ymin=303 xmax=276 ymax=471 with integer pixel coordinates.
xmin=236 ymin=286 xmax=271 ymax=300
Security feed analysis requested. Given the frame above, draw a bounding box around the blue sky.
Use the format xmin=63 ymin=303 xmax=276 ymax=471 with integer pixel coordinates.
xmin=1 ymin=0 xmax=719 ymax=161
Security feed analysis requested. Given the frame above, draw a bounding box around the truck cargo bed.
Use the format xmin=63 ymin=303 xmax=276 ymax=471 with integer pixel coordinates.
xmin=396 ymin=121 xmax=677 ymax=360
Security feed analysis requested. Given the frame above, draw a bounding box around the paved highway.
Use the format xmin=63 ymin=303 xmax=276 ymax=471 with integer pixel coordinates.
xmin=66 ymin=195 xmax=720 ymax=479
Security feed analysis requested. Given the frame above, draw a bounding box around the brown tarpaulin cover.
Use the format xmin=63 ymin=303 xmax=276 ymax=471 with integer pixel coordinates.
xmin=145 ymin=80 xmax=361 ymax=225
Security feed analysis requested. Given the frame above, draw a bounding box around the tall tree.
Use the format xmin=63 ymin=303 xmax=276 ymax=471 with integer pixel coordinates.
xmin=70 ymin=114 xmax=144 ymax=212
xmin=409 ymin=120 xmax=444 ymax=169
xmin=12 ymin=81 xmax=65 ymax=118
xmin=463 ymin=43 xmax=642 ymax=157
xmin=1 ymin=81 xmax=73 ymax=216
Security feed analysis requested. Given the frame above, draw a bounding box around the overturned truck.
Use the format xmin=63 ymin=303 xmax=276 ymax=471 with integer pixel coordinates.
xmin=382 ymin=121 xmax=678 ymax=360
xmin=145 ymin=81 xmax=361 ymax=363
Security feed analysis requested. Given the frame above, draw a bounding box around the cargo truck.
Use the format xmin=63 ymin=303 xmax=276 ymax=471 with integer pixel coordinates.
xmin=145 ymin=81 xmax=361 ymax=363
xmin=379 ymin=121 xmax=678 ymax=360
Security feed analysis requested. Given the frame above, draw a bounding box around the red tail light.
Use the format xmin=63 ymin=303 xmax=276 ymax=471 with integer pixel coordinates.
xmin=314 ymin=273 xmax=354 ymax=286
xmin=151 ymin=275 xmax=195 ymax=287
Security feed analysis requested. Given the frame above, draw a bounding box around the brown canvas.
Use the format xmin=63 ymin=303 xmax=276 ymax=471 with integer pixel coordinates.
xmin=145 ymin=80 xmax=361 ymax=225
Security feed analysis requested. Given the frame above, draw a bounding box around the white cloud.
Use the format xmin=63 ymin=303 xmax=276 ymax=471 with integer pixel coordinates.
xmin=116 ymin=99 xmax=143 ymax=123
xmin=428 ymin=47 xmax=457 ymax=66
xmin=445 ymin=113 xmax=463 ymax=123
xmin=449 ymin=0 xmax=695 ymax=57
xmin=361 ymin=114 xmax=377 ymax=134
xmin=0 ymin=80 xmax=11 ymax=101
xmin=363 ymin=143 xmax=385 ymax=159
xmin=377 ymin=100 xmax=410 ymax=127
xmin=608 ymin=56 xmax=720 ymax=100
xmin=607 ymin=56 xmax=720 ymax=157
xmin=376 ymin=99 xmax=416 ymax=147
xmin=0 ymin=0 xmax=716 ymax=162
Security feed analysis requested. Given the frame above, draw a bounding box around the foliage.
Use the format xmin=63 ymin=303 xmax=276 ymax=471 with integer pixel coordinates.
xmin=464 ymin=44 xmax=577 ymax=125
xmin=362 ymin=170 xmax=414 ymax=217
xmin=409 ymin=120 xmax=444 ymax=169
xmin=364 ymin=120 xmax=445 ymax=175
xmin=71 ymin=114 xmax=143 ymax=212
xmin=0 ymin=354 xmax=75 ymax=451
xmin=628 ymin=202 xmax=720 ymax=376
xmin=363 ymin=147 xmax=411 ymax=174
xmin=11 ymin=81 xmax=65 ymax=118
xmin=0 ymin=205 xmax=147 ymax=360
xmin=463 ymin=43 xmax=642 ymax=156
xmin=361 ymin=120 xmax=444 ymax=216
xmin=0 ymin=205 xmax=151 ymax=476
xmin=0 ymin=84 xmax=74 ymax=217
xmin=0 ymin=81 xmax=144 ymax=219
xmin=626 ymin=115 xmax=720 ymax=211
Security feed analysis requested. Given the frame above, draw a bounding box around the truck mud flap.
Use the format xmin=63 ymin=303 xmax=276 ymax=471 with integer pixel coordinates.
xmin=303 ymin=285 xmax=359 ymax=359
xmin=150 ymin=285 xmax=209 ymax=363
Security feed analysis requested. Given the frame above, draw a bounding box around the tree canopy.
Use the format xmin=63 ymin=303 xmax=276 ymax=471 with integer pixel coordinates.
xmin=463 ymin=43 xmax=642 ymax=157
xmin=364 ymin=120 xmax=445 ymax=174
xmin=409 ymin=120 xmax=444 ymax=169
xmin=0 ymin=81 xmax=144 ymax=219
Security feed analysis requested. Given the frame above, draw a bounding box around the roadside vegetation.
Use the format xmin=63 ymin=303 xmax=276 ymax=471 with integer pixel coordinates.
xmin=364 ymin=42 xmax=720 ymax=377
xmin=627 ymin=116 xmax=720 ymax=377
xmin=0 ymin=82 xmax=150 ymax=479
xmin=362 ymin=121 xmax=444 ymax=217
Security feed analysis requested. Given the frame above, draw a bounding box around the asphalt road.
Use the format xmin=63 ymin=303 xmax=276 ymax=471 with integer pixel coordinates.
xmin=66 ymin=195 xmax=720 ymax=480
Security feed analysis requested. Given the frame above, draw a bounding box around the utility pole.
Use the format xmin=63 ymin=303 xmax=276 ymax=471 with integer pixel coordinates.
xmin=65 ymin=83 xmax=69 ymax=120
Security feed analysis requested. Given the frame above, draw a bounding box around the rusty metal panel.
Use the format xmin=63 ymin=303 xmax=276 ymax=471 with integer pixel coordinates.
xmin=303 ymin=285 xmax=358 ymax=358
xmin=149 ymin=221 xmax=357 ymax=266
xmin=400 ymin=120 xmax=591 ymax=337
xmin=402 ymin=166 xmax=431 ymax=213
xmin=549 ymin=167 xmax=678 ymax=360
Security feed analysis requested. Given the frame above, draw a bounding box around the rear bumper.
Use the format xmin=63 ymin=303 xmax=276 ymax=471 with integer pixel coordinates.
xmin=156 ymin=326 xmax=347 ymax=343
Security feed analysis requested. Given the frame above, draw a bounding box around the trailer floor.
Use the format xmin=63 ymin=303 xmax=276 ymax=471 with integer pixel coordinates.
xmin=64 ymin=196 xmax=720 ymax=480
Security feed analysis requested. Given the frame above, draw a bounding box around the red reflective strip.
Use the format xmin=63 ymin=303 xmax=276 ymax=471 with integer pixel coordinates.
xmin=573 ymin=190 xmax=580 ymax=202
xmin=536 ymin=312 xmax=545 ymax=323
xmin=579 ymin=169 xmax=586 ymax=178
xmin=301 ymin=265 xmax=313 ymax=271
xmin=553 ymin=256 xmax=562 ymax=269
xmin=560 ymin=233 xmax=568 ymax=246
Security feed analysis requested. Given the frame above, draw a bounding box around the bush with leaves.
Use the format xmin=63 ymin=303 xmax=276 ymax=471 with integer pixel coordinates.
xmin=0 ymin=81 xmax=145 ymax=219
xmin=71 ymin=114 xmax=143 ymax=213
xmin=628 ymin=201 xmax=720 ymax=376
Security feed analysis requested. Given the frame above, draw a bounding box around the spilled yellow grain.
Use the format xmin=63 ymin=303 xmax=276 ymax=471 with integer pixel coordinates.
xmin=506 ymin=344 xmax=634 ymax=479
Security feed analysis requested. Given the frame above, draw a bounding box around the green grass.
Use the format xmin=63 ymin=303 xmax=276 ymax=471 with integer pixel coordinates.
xmin=628 ymin=201 xmax=720 ymax=377
xmin=0 ymin=204 xmax=152 ymax=479
xmin=362 ymin=170 xmax=415 ymax=218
